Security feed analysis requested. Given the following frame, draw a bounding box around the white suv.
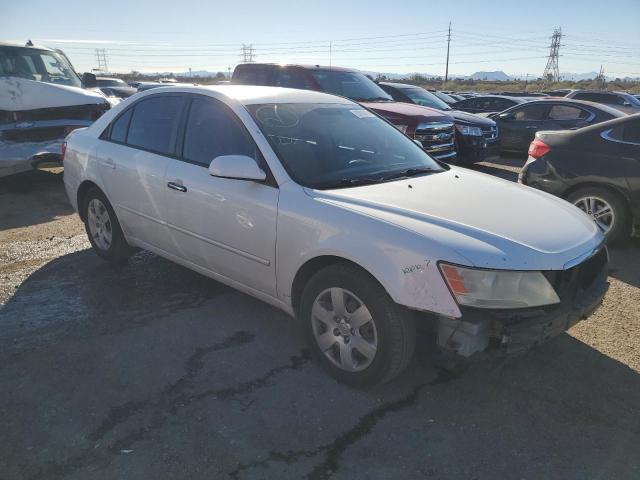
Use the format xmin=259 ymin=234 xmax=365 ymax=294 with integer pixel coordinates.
xmin=63 ymin=85 xmax=609 ymax=384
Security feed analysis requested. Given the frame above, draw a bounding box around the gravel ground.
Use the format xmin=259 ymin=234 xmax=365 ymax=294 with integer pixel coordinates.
xmin=1 ymin=163 xmax=639 ymax=479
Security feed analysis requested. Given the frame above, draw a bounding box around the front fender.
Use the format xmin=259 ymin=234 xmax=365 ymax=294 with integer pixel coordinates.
xmin=276 ymin=185 xmax=463 ymax=319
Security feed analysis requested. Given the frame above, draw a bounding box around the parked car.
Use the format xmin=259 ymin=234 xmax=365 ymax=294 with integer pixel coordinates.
xmin=428 ymin=90 xmax=459 ymax=106
xmin=0 ymin=41 xmax=111 ymax=177
xmin=489 ymin=99 xmax=624 ymax=153
xmin=95 ymin=77 xmax=137 ymax=99
xmin=566 ymin=90 xmax=640 ymax=114
xmin=379 ymin=82 xmax=499 ymax=164
xmin=452 ymin=95 xmax=529 ymax=114
xmin=542 ymin=89 xmax=575 ymax=97
xmin=495 ymin=92 xmax=548 ymax=98
xmin=232 ymin=63 xmax=457 ymax=162
xmin=63 ymin=85 xmax=609 ymax=384
xmin=520 ymin=114 xmax=640 ymax=242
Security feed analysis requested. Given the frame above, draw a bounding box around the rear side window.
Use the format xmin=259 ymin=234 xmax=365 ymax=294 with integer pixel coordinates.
xmin=274 ymin=68 xmax=311 ymax=89
xmin=126 ymin=96 xmax=184 ymax=155
xmin=513 ymin=104 xmax=549 ymax=120
xmin=109 ymin=108 xmax=133 ymax=143
xmin=233 ymin=66 xmax=274 ymax=86
xmin=182 ymin=96 xmax=256 ymax=166
xmin=574 ymin=92 xmax=618 ymax=105
xmin=548 ymin=105 xmax=589 ymax=120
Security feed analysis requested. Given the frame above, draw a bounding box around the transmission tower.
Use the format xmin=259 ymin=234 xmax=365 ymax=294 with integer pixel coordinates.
xmin=542 ymin=27 xmax=562 ymax=83
xmin=240 ymin=44 xmax=255 ymax=63
xmin=95 ymin=48 xmax=108 ymax=72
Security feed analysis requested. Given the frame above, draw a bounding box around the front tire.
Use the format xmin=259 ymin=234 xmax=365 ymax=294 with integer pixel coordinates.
xmin=300 ymin=263 xmax=416 ymax=385
xmin=82 ymin=187 xmax=132 ymax=262
xmin=567 ymin=187 xmax=628 ymax=243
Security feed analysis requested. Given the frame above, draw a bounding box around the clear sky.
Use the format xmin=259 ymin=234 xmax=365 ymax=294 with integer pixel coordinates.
xmin=2 ymin=0 xmax=639 ymax=78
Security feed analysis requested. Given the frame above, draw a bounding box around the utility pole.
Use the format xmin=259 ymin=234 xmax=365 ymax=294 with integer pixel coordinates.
xmin=444 ymin=21 xmax=451 ymax=85
xmin=596 ymin=64 xmax=606 ymax=89
xmin=240 ymin=44 xmax=255 ymax=64
xmin=95 ymin=48 xmax=108 ymax=73
xmin=228 ymin=65 xmax=232 ymax=80
xmin=542 ymin=27 xmax=562 ymax=84
xmin=329 ymin=41 xmax=332 ymax=69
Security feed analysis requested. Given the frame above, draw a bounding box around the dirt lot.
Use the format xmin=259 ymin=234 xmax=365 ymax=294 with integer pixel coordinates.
xmin=1 ymin=162 xmax=639 ymax=480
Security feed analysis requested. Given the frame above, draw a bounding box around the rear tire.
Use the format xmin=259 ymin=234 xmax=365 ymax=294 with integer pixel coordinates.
xmin=567 ymin=187 xmax=628 ymax=243
xmin=300 ymin=263 xmax=416 ymax=385
xmin=82 ymin=187 xmax=132 ymax=263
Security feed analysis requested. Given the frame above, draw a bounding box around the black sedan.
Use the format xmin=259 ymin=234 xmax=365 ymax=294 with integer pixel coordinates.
xmin=520 ymin=114 xmax=640 ymax=242
xmin=491 ymin=99 xmax=624 ymax=153
xmin=451 ymin=95 xmax=529 ymax=114
xmin=379 ymin=82 xmax=499 ymax=164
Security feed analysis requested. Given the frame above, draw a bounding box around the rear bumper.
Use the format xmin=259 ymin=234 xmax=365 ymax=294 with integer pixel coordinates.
xmin=437 ymin=247 xmax=609 ymax=357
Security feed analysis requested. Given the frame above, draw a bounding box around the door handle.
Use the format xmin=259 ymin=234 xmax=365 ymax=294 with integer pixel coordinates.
xmin=167 ymin=181 xmax=187 ymax=192
xmin=102 ymin=157 xmax=115 ymax=169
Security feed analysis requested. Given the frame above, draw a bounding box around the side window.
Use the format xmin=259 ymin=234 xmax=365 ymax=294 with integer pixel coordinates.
xmin=274 ymin=68 xmax=310 ymax=89
xmin=548 ymin=105 xmax=588 ymax=120
xmin=126 ymin=96 xmax=185 ymax=155
xmin=182 ymin=96 xmax=256 ymax=166
xmin=513 ymin=104 xmax=549 ymax=120
xmin=109 ymin=108 xmax=133 ymax=143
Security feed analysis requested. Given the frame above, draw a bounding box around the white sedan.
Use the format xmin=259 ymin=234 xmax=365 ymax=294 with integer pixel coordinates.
xmin=63 ymin=85 xmax=609 ymax=384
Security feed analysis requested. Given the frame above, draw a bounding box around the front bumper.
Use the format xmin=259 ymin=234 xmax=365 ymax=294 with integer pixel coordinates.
xmin=437 ymin=247 xmax=609 ymax=357
xmin=457 ymin=135 xmax=500 ymax=164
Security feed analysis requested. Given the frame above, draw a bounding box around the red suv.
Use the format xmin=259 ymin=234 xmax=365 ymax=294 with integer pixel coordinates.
xmin=232 ymin=63 xmax=457 ymax=162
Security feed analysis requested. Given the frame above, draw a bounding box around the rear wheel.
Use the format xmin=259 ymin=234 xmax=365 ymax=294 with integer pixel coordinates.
xmin=567 ymin=187 xmax=628 ymax=243
xmin=82 ymin=187 xmax=132 ymax=262
xmin=300 ymin=263 xmax=416 ymax=385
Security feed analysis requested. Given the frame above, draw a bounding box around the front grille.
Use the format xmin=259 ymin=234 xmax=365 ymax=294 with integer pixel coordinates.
xmin=1 ymin=126 xmax=67 ymax=142
xmin=414 ymin=122 xmax=456 ymax=156
xmin=543 ymin=247 xmax=608 ymax=302
xmin=0 ymin=103 xmax=110 ymax=125
xmin=482 ymin=125 xmax=499 ymax=141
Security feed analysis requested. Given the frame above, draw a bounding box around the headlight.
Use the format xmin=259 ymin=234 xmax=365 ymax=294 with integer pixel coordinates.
xmin=455 ymin=124 xmax=482 ymax=136
xmin=439 ymin=263 xmax=560 ymax=309
xmin=394 ymin=124 xmax=409 ymax=134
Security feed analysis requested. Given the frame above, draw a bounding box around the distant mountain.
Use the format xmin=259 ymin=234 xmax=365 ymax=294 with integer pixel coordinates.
xmin=467 ymin=71 xmax=512 ymax=81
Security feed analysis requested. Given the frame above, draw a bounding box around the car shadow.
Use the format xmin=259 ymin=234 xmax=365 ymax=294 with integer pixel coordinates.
xmin=2 ymin=249 xmax=639 ymax=479
xmin=0 ymin=169 xmax=74 ymax=232
xmin=608 ymin=237 xmax=640 ymax=288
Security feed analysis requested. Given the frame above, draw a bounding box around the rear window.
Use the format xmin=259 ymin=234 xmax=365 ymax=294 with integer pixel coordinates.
xmin=233 ymin=66 xmax=274 ymax=85
xmin=126 ymin=96 xmax=184 ymax=155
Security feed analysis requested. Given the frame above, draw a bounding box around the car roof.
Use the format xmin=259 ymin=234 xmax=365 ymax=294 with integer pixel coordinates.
xmin=570 ymin=112 xmax=640 ymax=135
xmin=235 ymin=62 xmax=358 ymax=73
xmin=142 ymin=85 xmax=355 ymax=105
xmin=508 ymin=98 xmax=626 ymax=116
xmin=0 ymin=41 xmax=56 ymax=52
xmin=459 ymin=95 xmax=527 ymax=102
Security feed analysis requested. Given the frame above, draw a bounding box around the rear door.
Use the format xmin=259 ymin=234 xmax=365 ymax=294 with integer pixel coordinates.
xmin=164 ymin=94 xmax=279 ymax=296
xmin=96 ymin=94 xmax=187 ymax=252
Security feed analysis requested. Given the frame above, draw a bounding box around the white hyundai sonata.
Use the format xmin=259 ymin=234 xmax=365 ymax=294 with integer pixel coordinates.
xmin=63 ymin=85 xmax=609 ymax=384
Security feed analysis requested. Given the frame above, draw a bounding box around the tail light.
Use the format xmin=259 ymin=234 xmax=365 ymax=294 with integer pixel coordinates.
xmin=61 ymin=141 xmax=67 ymax=160
xmin=528 ymin=139 xmax=550 ymax=159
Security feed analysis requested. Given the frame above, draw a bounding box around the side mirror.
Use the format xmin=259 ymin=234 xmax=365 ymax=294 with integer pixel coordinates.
xmin=82 ymin=72 xmax=97 ymax=88
xmin=622 ymin=101 xmax=631 ymax=107
xmin=209 ymin=155 xmax=266 ymax=181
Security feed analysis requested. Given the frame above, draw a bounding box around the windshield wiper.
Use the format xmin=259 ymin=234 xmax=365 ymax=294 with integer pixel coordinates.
xmin=382 ymin=167 xmax=438 ymax=181
xmin=314 ymin=176 xmax=386 ymax=189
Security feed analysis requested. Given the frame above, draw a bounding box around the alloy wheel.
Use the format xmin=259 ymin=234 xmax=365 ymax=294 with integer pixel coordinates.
xmin=87 ymin=198 xmax=113 ymax=251
xmin=311 ymin=287 xmax=378 ymax=372
xmin=573 ymin=195 xmax=615 ymax=234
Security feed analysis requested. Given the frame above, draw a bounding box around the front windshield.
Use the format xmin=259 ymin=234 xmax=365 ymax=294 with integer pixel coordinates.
xmin=0 ymin=46 xmax=81 ymax=88
xmin=310 ymin=70 xmax=393 ymax=102
xmin=402 ymin=87 xmax=451 ymax=110
xmin=246 ymin=102 xmax=445 ymax=189
xmin=432 ymin=91 xmax=456 ymax=104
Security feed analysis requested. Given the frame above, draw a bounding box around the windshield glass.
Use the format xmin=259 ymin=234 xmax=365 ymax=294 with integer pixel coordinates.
xmin=432 ymin=91 xmax=456 ymax=104
xmin=246 ymin=102 xmax=445 ymax=189
xmin=402 ymin=87 xmax=451 ymax=110
xmin=0 ymin=46 xmax=81 ymax=88
xmin=310 ymin=70 xmax=393 ymax=102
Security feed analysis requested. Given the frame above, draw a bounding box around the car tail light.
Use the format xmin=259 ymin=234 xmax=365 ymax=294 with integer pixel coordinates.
xmin=61 ymin=141 xmax=67 ymax=160
xmin=528 ymin=139 xmax=550 ymax=159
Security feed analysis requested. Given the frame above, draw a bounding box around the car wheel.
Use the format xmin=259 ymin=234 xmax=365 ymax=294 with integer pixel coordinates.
xmin=83 ymin=187 xmax=132 ymax=262
xmin=300 ymin=263 xmax=416 ymax=385
xmin=567 ymin=187 xmax=628 ymax=243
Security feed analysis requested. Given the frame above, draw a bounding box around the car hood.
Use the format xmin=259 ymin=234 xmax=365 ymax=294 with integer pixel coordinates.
xmin=451 ymin=110 xmax=496 ymax=126
xmin=360 ymin=101 xmax=454 ymax=125
xmin=309 ymin=167 xmax=602 ymax=270
xmin=0 ymin=77 xmax=107 ymax=111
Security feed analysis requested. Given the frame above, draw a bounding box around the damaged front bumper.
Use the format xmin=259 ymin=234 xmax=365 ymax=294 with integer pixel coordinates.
xmin=436 ymin=246 xmax=609 ymax=358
